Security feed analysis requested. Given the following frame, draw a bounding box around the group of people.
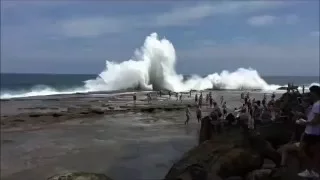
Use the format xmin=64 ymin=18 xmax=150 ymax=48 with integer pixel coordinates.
xmin=185 ymin=91 xmax=228 ymax=128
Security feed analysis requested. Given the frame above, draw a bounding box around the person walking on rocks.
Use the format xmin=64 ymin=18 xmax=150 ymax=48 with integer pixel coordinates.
xmin=196 ymin=105 xmax=202 ymax=123
xmin=185 ymin=105 xmax=191 ymax=125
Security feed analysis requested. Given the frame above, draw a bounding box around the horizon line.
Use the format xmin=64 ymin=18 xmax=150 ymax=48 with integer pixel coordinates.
xmin=1 ymin=72 xmax=319 ymax=77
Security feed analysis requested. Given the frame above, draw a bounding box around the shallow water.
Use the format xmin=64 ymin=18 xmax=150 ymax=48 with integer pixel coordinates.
xmin=1 ymin=111 xmax=199 ymax=180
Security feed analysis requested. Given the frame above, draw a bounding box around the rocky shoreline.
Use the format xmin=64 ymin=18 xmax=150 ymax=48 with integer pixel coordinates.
xmin=1 ymin=90 xmax=306 ymax=180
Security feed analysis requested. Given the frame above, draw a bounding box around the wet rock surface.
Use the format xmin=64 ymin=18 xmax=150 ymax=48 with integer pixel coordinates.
xmin=47 ymin=172 xmax=114 ymax=180
xmin=1 ymin=90 xmax=306 ymax=180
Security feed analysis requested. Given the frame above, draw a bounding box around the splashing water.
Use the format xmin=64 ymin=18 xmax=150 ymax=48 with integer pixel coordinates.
xmin=1 ymin=33 xmax=318 ymax=99
xmin=84 ymin=33 xmax=280 ymax=92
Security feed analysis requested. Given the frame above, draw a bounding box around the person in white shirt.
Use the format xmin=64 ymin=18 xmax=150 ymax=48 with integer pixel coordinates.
xmin=296 ymin=85 xmax=320 ymax=178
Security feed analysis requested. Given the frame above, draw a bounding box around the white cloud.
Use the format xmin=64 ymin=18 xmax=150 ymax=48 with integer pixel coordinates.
xmin=247 ymin=14 xmax=300 ymax=27
xmin=54 ymin=1 xmax=292 ymax=37
xmin=153 ymin=1 xmax=288 ymax=27
xmin=310 ymin=31 xmax=320 ymax=37
xmin=247 ymin=15 xmax=276 ymax=26
xmin=58 ymin=17 xmax=130 ymax=37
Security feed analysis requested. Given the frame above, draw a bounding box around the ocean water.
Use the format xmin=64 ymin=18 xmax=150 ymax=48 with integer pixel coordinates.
xmin=0 ymin=33 xmax=319 ymax=99
xmin=1 ymin=73 xmax=319 ymax=98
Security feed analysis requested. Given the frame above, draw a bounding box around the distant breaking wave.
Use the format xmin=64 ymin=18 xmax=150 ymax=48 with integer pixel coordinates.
xmin=1 ymin=33 xmax=319 ymax=99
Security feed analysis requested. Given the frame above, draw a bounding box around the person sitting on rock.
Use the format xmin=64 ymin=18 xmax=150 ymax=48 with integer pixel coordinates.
xmin=225 ymin=112 xmax=236 ymax=126
xmin=196 ymin=105 xmax=202 ymax=123
xmin=210 ymin=102 xmax=223 ymax=133
xmin=239 ymin=107 xmax=250 ymax=136
xmin=185 ymin=105 xmax=191 ymax=125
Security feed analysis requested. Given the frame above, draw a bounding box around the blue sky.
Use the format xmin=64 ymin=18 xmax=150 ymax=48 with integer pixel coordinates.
xmin=1 ymin=1 xmax=319 ymax=76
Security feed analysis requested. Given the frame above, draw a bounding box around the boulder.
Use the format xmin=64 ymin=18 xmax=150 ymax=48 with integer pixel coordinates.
xmin=217 ymin=148 xmax=263 ymax=179
xmin=164 ymin=140 xmax=236 ymax=180
xmin=47 ymin=172 xmax=113 ymax=180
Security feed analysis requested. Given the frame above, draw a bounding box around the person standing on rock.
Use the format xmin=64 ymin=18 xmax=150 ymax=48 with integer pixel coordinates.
xmin=220 ymin=96 xmax=224 ymax=105
xmin=168 ymin=91 xmax=171 ymax=99
xmin=195 ymin=93 xmax=198 ymax=103
xmin=296 ymin=85 xmax=320 ymax=178
xmin=222 ymin=102 xmax=227 ymax=119
xmin=185 ymin=105 xmax=191 ymax=125
xmin=206 ymin=94 xmax=209 ymax=105
xmin=179 ymin=93 xmax=183 ymax=103
xmin=196 ymin=105 xmax=202 ymax=123
xmin=176 ymin=92 xmax=179 ymax=101
xmin=147 ymin=93 xmax=152 ymax=104
xmin=271 ymin=92 xmax=276 ymax=101
xmin=189 ymin=90 xmax=192 ymax=97
xmin=133 ymin=93 xmax=137 ymax=105
xmin=199 ymin=93 xmax=203 ymax=108
xmin=209 ymin=95 xmax=213 ymax=108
